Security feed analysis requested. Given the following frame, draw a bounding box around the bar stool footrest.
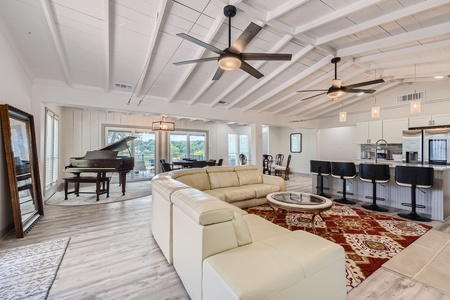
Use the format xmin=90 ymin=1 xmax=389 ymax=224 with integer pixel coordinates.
xmin=400 ymin=203 xmax=426 ymax=209
xmin=365 ymin=196 xmax=385 ymax=201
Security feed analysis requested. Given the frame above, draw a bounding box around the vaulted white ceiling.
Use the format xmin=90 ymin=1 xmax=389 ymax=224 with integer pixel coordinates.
xmin=0 ymin=0 xmax=449 ymax=123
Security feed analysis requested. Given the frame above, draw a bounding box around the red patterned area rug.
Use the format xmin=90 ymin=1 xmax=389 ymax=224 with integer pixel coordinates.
xmin=245 ymin=203 xmax=432 ymax=292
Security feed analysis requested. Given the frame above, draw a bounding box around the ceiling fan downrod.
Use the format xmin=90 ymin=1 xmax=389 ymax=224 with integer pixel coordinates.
xmin=223 ymin=5 xmax=236 ymax=48
xmin=331 ymin=57 xmax=341 ymax=80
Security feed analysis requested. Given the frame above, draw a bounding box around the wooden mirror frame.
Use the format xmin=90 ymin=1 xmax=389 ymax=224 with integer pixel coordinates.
xmin=0 ymin=104 xmax=44 ymax=238
xmin=290 ymin=133 xmax=302 ymax=153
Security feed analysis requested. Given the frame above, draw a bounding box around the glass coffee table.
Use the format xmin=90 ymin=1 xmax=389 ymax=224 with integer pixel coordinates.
xmin=266 ymin=192 xmax=333 ymax=234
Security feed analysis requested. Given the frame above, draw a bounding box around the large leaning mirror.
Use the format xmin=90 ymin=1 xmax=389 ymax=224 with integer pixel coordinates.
xmin=290 ymin=133 xmax=302 ymax=153
xmin=0 ymin=104 xmax=44 ymax=238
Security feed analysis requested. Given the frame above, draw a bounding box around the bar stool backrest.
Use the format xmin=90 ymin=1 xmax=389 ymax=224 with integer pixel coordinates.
xmin=359 ymin=164 xmax=390 ymax=183
xmin=331 ymin=162 xmax=357 ymax=179
xmin=395 ymin=166 xmax=434 ymax=188
xmin=310 ymin=160 xmax=331 ymax=176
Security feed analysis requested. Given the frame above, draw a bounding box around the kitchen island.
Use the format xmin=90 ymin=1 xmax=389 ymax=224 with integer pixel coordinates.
xmin=312 ymin=160 xmax=450 ymax=221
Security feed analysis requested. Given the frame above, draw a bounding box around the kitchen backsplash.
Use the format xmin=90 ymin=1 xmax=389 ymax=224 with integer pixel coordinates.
xmin=360 ymin=143 xmax=402 ymax=160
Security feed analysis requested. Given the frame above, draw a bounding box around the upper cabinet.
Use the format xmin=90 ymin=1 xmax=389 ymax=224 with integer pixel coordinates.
xmin=356 ymin=121 xmax=383 ymax=144
xmin=409 ymin=114 xmax=450 ymax=128
xmin=383 ymin=118 xmax=409 ymax=143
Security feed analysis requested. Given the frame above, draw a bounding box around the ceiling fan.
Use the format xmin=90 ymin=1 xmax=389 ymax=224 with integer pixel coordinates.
xmin=173 ymin=5 xmax=292 ymax=81
xmin=297 ymin=57 xmax=385 ymax=101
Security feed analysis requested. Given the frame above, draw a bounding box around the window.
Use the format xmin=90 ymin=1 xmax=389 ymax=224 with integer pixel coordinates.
xmin=228 ymin=133 xmax=249 ymax=165
xmin=169 ymin=132 xmax=206 ymax=161
xmin=44 ymin=108 xmax=59 ymax=193
xmin=106 ymin=127 xmax=156 ymax=180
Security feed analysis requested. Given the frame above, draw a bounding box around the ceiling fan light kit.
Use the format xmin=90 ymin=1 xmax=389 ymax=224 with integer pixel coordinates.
xmin=218 ymin=54 xmax=241 ymax=70
xmin=173 ymin=5 xmax=291 ymax=80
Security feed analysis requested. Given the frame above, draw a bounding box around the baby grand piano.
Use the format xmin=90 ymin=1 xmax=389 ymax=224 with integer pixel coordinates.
xmin=65 ymin=136 xmax=136 ymax=195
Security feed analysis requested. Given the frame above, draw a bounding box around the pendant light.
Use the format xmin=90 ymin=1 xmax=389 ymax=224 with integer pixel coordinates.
xmin=371 ymin=96 xmax=380 ymax=118
xmin=339 ymin=101 xmax=346 ymax=122
xmin=410 ymin=64 xmax=421 ymax=114
xmin=152 ymin=115 xmax=175 ymax=131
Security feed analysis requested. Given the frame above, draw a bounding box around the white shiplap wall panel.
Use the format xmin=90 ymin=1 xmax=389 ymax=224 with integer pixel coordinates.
xmin=90 ymin=110 xmax=100 ymax=150
xmin=82 ymin=110 xmax=91 ymax=152
xmin=73 ymin=109 xmax=83 ymax=156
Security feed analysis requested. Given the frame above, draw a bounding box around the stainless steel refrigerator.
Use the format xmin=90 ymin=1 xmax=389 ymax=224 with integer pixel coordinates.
xmin=424 ymin=128 xmax=450 ymax=165
xmin=402 ymin=129 xmax=423 ymax=163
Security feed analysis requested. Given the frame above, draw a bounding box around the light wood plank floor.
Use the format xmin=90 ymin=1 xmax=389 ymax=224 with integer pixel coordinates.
xmin=0 ymin=174 xmax=448 ymax=299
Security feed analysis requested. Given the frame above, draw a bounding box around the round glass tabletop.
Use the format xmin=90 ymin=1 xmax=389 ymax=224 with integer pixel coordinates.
xmin=270 ymin=192 xmax=326 ymax=206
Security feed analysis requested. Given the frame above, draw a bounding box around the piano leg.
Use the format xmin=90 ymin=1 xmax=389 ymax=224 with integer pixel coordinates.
xmin=120 ymin=172 xmax=127 ymax=195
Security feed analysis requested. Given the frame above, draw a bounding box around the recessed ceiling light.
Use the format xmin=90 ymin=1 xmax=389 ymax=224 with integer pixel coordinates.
xmin=434 ymin=75 xmax=444 ymax=79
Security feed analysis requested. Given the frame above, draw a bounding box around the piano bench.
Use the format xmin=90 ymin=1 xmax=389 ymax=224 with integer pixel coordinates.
xmin=63 ymin=176 xmax=110 ymax=201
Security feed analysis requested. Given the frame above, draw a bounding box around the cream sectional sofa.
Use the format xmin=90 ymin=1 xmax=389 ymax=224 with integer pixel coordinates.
xmin=151 ymin=165 xmax=286 ymax=263
xmin=151 ymin=165 xmax=347 ymax=300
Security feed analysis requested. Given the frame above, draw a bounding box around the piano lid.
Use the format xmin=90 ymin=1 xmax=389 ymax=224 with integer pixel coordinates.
xmin=99 ymin=136 xmax=137 ymax=152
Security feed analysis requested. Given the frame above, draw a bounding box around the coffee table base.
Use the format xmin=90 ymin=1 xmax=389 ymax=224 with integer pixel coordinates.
xmin=270 ymin=208 xmax=326 ymax=234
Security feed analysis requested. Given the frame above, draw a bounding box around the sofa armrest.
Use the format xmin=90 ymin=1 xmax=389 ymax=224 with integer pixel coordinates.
xmin=262 ymin=174 xmax=286 ymax=191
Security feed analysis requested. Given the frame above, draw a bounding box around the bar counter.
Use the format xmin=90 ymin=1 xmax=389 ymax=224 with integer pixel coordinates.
xmin=311 ymin=160 xmax=450 ymax=221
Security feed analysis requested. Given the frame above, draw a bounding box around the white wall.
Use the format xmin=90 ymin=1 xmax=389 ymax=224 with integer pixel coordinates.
xmin=317 ymin=126 xmax=358 ymax=161
xmin=268 ymin=126 xmax=318 ymax=174
xmin=0 ymin=27 xmax=34 ymax=237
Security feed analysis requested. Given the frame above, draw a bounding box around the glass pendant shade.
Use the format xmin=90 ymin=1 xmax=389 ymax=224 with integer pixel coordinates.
xmin=371 ymin=106 xmax=380 ymax=118
xmin=339 ymin=111 xmax=347 ymax=122
xmin=410 ymin=100 xmax=421 ymax=114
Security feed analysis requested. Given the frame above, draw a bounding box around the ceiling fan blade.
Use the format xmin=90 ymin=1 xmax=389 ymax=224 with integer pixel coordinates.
xmin=229 ymin=22 xmax=262 ymax=54
xmin=345 ymin=88 xmax=376 ymax=94
xmin=240 ymin=53 xmax=292 ymax=61
xmin=297 ymin=89 xmax=328 ymax=92
xmin=300 ymin=92 xmax=327 ymax=101
xmin=173 ymin=57 xmax=218 ymax=66
xmin=212 ymin=68 xmax=225 ymax=80
xmin=345 ymin=78 xmax=385 ymax=89
xmin=239 ymin=60 xmax=264 ymax=79
xmin=177 ymin=33 xmax=223 ymax=55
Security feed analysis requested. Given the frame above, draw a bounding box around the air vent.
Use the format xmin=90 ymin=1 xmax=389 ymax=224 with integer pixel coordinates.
xmin=114 ymin=83 xmax=133 ymax=89
xmin=397 ymin=91 xmax=425 ymax=102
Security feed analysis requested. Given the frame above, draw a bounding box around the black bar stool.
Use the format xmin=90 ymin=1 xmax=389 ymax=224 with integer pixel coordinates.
xmin=395 ymin=165 xmax=434 ymax=222
xmin=359 ymin=164 xmax=390 ymax=212
xmin=310 ymin=160 xmax=331 ymax=198
xmin=331 ymin=162 xmax=357 ymax=205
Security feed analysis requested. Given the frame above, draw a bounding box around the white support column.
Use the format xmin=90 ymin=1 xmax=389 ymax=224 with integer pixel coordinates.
xmin=250 ymin=122 xmax=263 ymax=172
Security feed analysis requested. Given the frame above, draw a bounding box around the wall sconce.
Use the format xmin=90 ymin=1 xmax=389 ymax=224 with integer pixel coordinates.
xmin=339 ymin=111 xmax=347 ymax=122
xmin=410 ymin=100 xmax=421 ymax=114
xmin=152 ymin=116 xmax=175 ymax=131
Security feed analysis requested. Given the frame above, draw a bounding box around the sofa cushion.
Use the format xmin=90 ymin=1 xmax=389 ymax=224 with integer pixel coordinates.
xmin=171 ymin=188 xmax=235 ymax=226
xmin=242 ymin=214 xmax=290 ymax=242
xmin=232 ymin=215 xmax=252 ymax=246
xmin=203 ymin=241 xmax=306 ymax=300
xmin=236 ymin=169 xmax=263 ymax=186
xmin=208 ymin=171 xmax=240 ymax=189
xmin=245 ymin=183 xmax=282 ymax=198
xmin=211 ymin=187 xmax=256 ymax=203
xmin=203 ymin=189 xmax=227 ymax=201
xmin=171 ymin=169 xmax=211 ymax=191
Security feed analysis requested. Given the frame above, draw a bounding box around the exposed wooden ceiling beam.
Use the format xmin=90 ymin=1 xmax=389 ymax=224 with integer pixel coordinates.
xmin=294 ymin=0 xmax=382 ymax=35
xmin=40 ymin=0 xmax=73 ymax=86
xmin=266 ymin=0 xmax=309 ymax=21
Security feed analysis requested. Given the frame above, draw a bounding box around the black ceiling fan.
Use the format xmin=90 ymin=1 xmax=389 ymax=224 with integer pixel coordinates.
xmin=173 ymin=5 xmax=292 ymax=81
xmin=297 ymin=57 xmax=385 ymax=101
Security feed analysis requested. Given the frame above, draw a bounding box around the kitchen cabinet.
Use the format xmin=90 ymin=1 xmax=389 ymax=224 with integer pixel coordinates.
xmin=409 ymin=114 xmax=450 ymax=128
xmin=356 ymin=121 xmax=383 ymax=144
xmin=383 ymin=118 xmax=408 ymax=143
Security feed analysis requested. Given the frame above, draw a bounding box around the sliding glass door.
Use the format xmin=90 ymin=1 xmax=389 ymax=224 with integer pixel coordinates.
xmin=106 ymin=127 xmax=155 ymax=180
xmin=169 ymin=132 xmax=206 ymax=161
